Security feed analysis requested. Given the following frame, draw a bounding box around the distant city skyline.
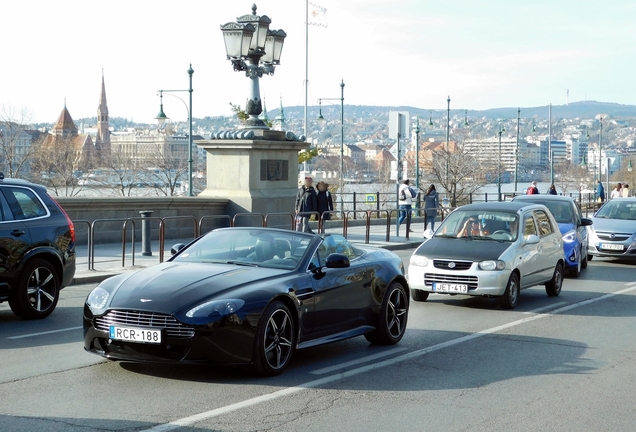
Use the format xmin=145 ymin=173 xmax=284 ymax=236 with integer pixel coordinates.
xmin=2 ymin=0 xmax=636 ymax=124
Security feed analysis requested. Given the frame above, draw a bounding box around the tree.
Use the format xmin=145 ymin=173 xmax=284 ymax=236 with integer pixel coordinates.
xmin=102 ymin=147 xmax=147 ymax=197
xmin=31 ymin=135 xmax=85 ymax=197
xmin=554 ymin=160 xmax=588 ymax=196
xmin=298 ymin=147 xmax=320 ymax=164
xmin=146 ymin=143 xmax=189 ymax=196
xmin=0 ymin=105 xmax=37 ymax=178
xmin=422 ymin=141 xmax=489 ymax=208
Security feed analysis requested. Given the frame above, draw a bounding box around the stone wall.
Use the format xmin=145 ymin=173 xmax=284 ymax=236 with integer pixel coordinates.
xmin=56 ymin=197 xmax=229 ymax=245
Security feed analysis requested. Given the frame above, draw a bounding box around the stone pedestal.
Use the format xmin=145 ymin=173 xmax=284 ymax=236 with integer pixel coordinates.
xmin=196 ymin=129 xmax=308 ymax=216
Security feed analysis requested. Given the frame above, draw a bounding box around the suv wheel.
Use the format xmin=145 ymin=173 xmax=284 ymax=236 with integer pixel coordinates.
xmin=9 ymin=259 xmax=60 ymax=319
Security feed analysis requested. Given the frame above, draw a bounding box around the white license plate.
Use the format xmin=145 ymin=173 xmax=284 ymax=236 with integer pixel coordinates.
xmin=600 ymin=243 xmax=624 ymax=251
xmin=432 ymin=283 xmax=468 ymax=294
xmin=109 ymin=325 xmax=162 ymax=344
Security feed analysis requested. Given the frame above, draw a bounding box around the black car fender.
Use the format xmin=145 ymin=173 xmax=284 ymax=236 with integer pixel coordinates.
xmin=18 ymin=246 xmax=64 ymax=281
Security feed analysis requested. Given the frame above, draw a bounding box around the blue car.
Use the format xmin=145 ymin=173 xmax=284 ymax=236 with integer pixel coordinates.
xmin=512 ymin=195 xmax=593 ymax=277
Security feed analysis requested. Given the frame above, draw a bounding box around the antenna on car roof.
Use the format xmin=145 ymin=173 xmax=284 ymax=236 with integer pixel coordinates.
xmin=0 ymin=172 xmax=4 ymax=180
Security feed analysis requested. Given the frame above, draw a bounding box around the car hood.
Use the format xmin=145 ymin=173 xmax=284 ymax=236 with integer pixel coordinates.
xmin=590 ymin=217 xmax=636 ymax=234
xmin=106 ymin=262 xmax=288 ymax=313
xmin=417 ymin=237 xmax=512 ymax=261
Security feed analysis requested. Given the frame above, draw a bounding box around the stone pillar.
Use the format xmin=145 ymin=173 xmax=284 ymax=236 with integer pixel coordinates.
xmin=196 ymin=129 xmax=308 ymax=216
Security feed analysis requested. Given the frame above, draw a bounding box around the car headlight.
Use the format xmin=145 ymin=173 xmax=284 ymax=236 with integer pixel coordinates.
xmin=86 ymin=287 xmax=110 ymax=315
xmin=410 ymin=255 xmax=429 ymax=267
xmin=186 ymin=299 xmax=245 ymax=318
xmin=478 ymin=260 xmax=506 ymax=271
xmin=562 ymin=230 xmax=577 ymax=243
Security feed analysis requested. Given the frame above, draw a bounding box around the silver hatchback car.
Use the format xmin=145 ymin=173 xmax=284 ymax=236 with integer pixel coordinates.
xmin=587 ymin=197 xmax=636 ymax=260
xmin=408 ymin=202 xmax=565 ymax=309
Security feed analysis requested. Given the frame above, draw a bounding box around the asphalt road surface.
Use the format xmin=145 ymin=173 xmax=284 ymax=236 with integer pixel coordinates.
xmin=2 ymin=251 xmax=636 ymax=432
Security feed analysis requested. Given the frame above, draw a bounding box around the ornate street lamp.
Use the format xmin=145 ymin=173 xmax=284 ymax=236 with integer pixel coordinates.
xmin=628 ymin=160 xmax=633 ymax=172
xmin=220 ymin=4 xmax=286 ymax=129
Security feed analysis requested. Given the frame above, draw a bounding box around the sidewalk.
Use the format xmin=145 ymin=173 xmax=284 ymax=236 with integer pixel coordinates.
xmin=72 ymin=221 xmax=427 ymax=285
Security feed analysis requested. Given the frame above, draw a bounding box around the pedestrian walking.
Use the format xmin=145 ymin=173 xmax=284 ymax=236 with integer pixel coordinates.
xmin=398 ymin=179 xmax=417 ymax=233
xmin=316 ymin=181 xmax=333 ymax=233
xmin=596 ymin=180 xmax=605 ymax=202
xmin=610 ymin=183 xmax=623 ymax=200
xmin=423 ymin=184 xmax=439 ymax=231
xmin=295 ymin=176 xmax=318 ymax=233
xmin=622 ymin=183 xmax=630 ymax=198
xmin=547 ymin=184 xmax=558 ymax=195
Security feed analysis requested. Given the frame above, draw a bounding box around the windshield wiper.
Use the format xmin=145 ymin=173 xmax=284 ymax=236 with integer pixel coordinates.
xmin=224 ymin=260 xmax=260 ymax=267
xmin=434 ymin=234 xmax=458 ymax=239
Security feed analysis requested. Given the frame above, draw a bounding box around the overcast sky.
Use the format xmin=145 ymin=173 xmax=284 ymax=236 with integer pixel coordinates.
xmin=2 ymin=0 xmax=635 ymax=124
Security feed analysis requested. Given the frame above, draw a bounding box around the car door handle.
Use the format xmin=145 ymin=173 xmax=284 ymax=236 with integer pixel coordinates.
xmin=11 ymin=230 xmax=26 ymax=237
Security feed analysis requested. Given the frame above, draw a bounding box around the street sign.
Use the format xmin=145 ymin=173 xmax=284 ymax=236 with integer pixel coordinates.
xmin=365 ymin=194 xmax=376 ymax=203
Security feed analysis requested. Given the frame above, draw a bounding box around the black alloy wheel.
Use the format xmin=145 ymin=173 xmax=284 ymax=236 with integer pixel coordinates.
xmin=365 ymin=282 xmax=408 ymax=345
xmin=250 ymin=301 xmax=296 ymax=376
xmin=9 ymin=259 xmax=60 ymax=320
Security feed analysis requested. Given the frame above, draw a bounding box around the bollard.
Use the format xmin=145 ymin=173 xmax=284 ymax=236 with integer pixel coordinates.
xmin=140 ymin=210 xmax=153 ymax=256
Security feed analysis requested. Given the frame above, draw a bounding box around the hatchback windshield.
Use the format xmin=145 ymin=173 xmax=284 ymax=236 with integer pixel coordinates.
xmin=173 ymin=229 xmax=313 ymax=269
xmin=596 ymin=201 xmax=636 ymax=220
xmin=435 ymin=210 xmax=519 ymax=242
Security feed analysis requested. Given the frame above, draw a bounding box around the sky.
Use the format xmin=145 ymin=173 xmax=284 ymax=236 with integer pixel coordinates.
xmin=2 ymin=0 xmax=636 ymax=124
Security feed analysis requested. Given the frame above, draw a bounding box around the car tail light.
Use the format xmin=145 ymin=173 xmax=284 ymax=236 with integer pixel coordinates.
xmin=52 ymin=197 xmax=75 ymax=243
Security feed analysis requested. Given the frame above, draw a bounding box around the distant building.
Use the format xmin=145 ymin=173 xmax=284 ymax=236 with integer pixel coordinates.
xmin=463 ymin=137 xmax=522 ymax=173
xmin=110 ymin=130 xmax=192 ymax=164
xmin=40 ymin=103 xmax=96 ymax=168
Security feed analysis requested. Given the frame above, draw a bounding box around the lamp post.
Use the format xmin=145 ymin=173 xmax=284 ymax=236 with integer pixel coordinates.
xmin=445 ymin=96 xmax=450 ymax=189
xmin=515 ymin=108 xmax=520 ymax=193
xmin=220 ymin=4 xmax=286 ymax=129
xmin=155 ymin=64 xmax=195 ymax=196
xmin=629 ymin=160 xmax=634 ymax=172
xmin=317 ymin=80 xmax=345 ymax=218
xmin=414 ymin=116 xmax=421 ymax=191
xmin=497 ymin=126 xmax=503 ymax=201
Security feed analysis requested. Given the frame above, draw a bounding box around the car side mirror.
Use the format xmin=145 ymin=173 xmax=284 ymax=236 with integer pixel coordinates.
xmin=325 ymin=253 xmax=350 ymax=269
xmin=580 ymin=218 xmax=593 ymax=227
xmin=524 ymin=235 xmax=540 ymax=245
xmin=171 ymin=243 xmax=186 ymax=255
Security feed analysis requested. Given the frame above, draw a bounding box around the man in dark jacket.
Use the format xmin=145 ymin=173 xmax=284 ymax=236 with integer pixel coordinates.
xmin=295 ymin=176 xmax=318 ymax=233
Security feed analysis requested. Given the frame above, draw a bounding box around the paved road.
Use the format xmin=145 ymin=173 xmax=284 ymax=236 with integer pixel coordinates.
xmin=1 ymin=251 xmax=636 ymax=431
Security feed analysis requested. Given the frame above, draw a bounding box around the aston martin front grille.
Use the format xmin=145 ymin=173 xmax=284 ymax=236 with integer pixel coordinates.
xmin=424 ymin=273 xmax=479 ymax=289
xmin=94 ymin=310 xmax=195 ymax=338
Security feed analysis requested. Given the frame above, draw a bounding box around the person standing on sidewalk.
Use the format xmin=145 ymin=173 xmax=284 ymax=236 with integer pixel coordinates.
xmin=295 ymin=177 xmax=318 ymax=233
xmin=398 ymin=179 xmax=416 ymax=233
xmin=316 ymin=181 xmax=333 ymax=234
xmin=423 ymin=184 xmax=439 ymax=231
xmin=596 ymin=180 xmax=605 ymax=203
xmin=622 ymin=184 xmax=630 ymax=197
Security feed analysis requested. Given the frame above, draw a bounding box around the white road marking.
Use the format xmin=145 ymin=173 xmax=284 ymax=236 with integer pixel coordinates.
xmin=522 ymin=301 xmax=568 ymax=314
xmin=7 ymin=326 xmax=82 ymax=340
xmin=310 ymin=347 xmax=407 ymax=375
xmin=142 ymin=284 xmax=636 ymax=432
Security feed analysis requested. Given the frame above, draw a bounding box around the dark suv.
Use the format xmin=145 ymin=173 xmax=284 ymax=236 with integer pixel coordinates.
xmin=0 ymin=175 xmax=76 ymax=319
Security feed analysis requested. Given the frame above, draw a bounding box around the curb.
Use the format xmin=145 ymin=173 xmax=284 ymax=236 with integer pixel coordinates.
xmin=71 ymin=273 xmax=120 ymax=286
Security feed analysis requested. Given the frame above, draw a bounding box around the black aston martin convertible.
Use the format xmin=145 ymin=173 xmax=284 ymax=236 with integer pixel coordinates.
xmin=83 ymin=228 xmax=409 ymax=376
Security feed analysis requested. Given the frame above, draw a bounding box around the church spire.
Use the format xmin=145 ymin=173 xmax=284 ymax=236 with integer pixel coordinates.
xmin=275 ymin=94 xmax=285 ymax=131
xmin=96 ymin=69 xmax=111 ymax=154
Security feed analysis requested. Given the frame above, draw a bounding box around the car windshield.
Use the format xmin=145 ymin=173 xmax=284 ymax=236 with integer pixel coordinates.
xmin=596 ymin=201 xmax=636 ymax=220
xmin=173 ymin=229 xmax=314 ymax=270
xmin=542 ymin=202 xmax=575 ymax=224
xmin=435 ymin=210 xmax=519 ymax=242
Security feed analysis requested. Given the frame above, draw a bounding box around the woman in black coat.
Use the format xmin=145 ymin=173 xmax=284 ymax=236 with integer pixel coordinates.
xmin=316 ymin=181 xmax=333 ymax=233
